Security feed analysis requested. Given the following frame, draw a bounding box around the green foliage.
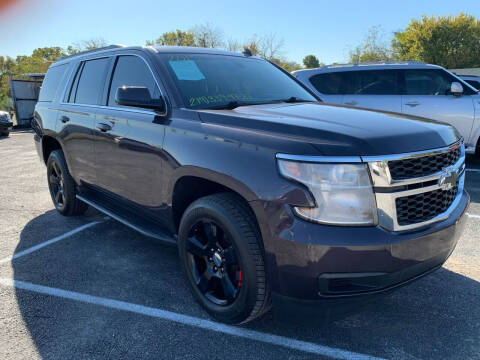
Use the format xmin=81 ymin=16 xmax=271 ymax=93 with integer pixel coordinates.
xmin=392 ymin=13 xmax=480 ymax=68
xmin=349 ymin=25 xmax=393 ymax=63
xmin=148 ymin=30 xmax=196 ymax=46
xmin=274 ymin=59 xmax=303 ymax=73
xmin=302 ymin=55 xmax=321 ymax=68
xmin=31 ymin=47 xmax=66 ymax=62
xmin=0 ymin=38 xmax=108 ymax=110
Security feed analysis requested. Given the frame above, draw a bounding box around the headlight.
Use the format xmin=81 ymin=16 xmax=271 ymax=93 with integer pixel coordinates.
xmin=278 ymin=160 xmax=377 ymax=225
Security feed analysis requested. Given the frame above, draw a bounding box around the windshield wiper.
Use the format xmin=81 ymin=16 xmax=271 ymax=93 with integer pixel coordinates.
xmin=203 ymin=97 xmax=313 ymax=110
xmin=205 ymin=100 xmax=276 ymax=110
xmin=278 ymin=96 xmax=313 ymax=103
xmin=206 ymin=101 xmax=245 ymax=110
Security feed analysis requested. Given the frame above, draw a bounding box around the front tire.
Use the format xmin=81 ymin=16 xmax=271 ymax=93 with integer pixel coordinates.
xmin=178 ymin=193 xmax=271 ymax=324
xmin=47 ymin=150 xmax=88 ymax=216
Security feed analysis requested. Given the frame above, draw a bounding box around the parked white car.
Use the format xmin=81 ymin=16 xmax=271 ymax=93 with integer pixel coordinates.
xmin=293 ymin=62 xmax=480 ymax=155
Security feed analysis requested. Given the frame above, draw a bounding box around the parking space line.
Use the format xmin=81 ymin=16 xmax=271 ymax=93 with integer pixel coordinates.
xmin=0 ymin=221 xmax=102 ymax=264
xmin=0 ymin=278 xmax=383 ymax=360
xmin=466 ymin=213 xmax=480 ymax=219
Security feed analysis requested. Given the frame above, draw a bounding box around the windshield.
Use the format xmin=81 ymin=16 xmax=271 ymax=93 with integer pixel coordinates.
xmin=159 ymin=54 xmax=317 ymax=109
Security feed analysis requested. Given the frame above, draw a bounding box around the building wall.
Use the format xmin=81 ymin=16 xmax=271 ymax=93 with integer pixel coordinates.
xmin=450 ymin=68 xmax=480 ymax=76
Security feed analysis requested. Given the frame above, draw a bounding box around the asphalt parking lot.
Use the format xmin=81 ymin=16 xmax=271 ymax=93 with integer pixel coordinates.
xmin=0 ymin=130 xmax=479 ymax=360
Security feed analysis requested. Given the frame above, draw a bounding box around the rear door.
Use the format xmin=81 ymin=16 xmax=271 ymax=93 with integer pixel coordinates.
xmin=57 ymin=57 xmax=110 ymax=185
xmin=401 ymin=69 xmax=476 ymax=144
xmin=341 ymin=69 xmax=402 ymax=112
xmin=94 ymin=53 xmax=166 ymax=207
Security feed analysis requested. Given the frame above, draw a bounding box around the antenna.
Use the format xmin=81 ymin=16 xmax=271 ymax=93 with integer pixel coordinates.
xmin=242 ymin=48 xmax=252 ymax=57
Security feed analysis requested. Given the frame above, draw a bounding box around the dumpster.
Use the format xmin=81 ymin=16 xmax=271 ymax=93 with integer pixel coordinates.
xmin=9 ymin=73 xmax=44 ymax=127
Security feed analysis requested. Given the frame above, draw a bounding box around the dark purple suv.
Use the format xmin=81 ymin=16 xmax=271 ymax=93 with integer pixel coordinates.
xmin=33 ymin=45 xmax=469 ymax=324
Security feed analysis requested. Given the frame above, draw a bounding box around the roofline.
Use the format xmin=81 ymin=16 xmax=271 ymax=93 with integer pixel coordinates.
xmin=293 ymin=61 xmax=443 ymax=74
xmin=56 ymin=44 xmax=126 ymax=61
xmin=51 ymin=44 xmax=252 ymax=67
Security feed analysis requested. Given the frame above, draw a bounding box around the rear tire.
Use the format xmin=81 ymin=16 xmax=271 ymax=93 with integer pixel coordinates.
xmin=178 ymin=193 xmax=271 ymax=324
xmin=46 ymin=150 xmax=88 ymax=216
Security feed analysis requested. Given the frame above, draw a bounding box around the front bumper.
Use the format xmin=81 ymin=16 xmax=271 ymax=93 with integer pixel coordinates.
xmin=257 ymin=189 xmax=469 ymax=302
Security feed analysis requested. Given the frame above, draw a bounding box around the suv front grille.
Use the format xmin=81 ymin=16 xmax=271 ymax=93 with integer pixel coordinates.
xmin=366 ymin=141 xmax=465 ymax=231
xmin=388 ymin=146 xmax=460 ymax=180
xmin=395 ymin=183 xmax=459 ymax=226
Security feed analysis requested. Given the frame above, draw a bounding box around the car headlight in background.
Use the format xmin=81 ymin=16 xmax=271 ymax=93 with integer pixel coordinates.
xmin=278 ymin=160 xmax=377 ymax=225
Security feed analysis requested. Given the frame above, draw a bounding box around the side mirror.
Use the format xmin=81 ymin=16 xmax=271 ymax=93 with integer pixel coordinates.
xmin=115 ymin=86 xmax=166 ymax=112
xmin=450 ymin=82 xmax=464 ymax=96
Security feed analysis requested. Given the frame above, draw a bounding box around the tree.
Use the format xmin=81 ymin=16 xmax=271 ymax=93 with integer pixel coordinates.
xmin=31 ymin=47 xmax=66 ymax=62
xmin=349 ymin=25 xmax=393 ymax=63
xmin=257 ymin=33 xmax=285 ymax=60
xmin=67 ymin=37 xmax=108 ymax=55
xmin=392 ymin=13 xmax=480 ymax=68
xmin=226 ymin=38 xmax=241 ymax=52
xmin=272 ymin=58 xmax=302 ymax=72
xmin=149 ymin=30 xmax=195 ymax=47
xmin=303 ymin=55 xmax=320 ymax=68
xmin=191 ymin=23 xmax=224 ymax=48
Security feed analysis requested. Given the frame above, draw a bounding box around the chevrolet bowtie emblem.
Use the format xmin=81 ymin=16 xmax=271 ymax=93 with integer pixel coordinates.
xmin=438 ymin=166 xmax=459 ymax=191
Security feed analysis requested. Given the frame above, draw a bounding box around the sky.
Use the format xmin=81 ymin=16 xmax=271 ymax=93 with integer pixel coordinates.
xmin=0 ymin=0 xmax=479 ymax=65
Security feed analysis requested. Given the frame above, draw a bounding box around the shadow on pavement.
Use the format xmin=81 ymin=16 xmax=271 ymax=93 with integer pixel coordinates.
xmin=9 ymin=209 xmax=480 ymax=359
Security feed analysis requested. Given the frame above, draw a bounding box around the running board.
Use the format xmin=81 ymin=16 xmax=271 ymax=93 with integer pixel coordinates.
xmin=76 ymin=194 xmax=176 ymax=245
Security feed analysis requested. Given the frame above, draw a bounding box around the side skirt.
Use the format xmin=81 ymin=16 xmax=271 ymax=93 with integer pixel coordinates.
xmin=76 ymin=193 xmax=176 ymax=245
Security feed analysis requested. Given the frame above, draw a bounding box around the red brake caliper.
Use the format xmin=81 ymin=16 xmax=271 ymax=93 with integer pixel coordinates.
xmin=236 ymin=270 xmax=243 ymax=287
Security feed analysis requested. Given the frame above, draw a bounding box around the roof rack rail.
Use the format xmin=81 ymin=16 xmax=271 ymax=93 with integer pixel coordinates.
xmin=325 ymin=60 xmax=426 ymax=68
xmin=57 ymin=44 xmax=125 ymax=61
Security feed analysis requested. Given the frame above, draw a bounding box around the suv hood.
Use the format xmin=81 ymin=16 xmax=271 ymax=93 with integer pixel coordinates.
xmin=198 ymin=102 xmax=459 ymax=156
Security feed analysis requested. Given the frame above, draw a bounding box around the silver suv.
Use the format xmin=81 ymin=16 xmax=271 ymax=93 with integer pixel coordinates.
xmin=293 ymin=62 xmax=480 ymax=155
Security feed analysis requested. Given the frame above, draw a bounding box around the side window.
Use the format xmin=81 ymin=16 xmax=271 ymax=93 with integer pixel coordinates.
xmin=309 ymin=72 xmax=344 ymax=95
xmin=65 ymin=62 xmax=83 ymax=103
xmin=344 ymin=70 xmax=400 ymax=95
xmin=73 ymin=58 xmax=109 ymax=105
xmin=405 ymin=69 xmax=459 ymax=96
xmin=38 ymin=64 xmax=68 ymax=102
xmin=108 ymin=56 xmax=159 ymax=107
xmin=465 ymin=80 xmax=480 ymax=90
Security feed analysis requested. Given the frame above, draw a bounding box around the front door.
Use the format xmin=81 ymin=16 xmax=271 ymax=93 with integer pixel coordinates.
xmin=401 ymin=69 xmax=476 ymax=145
xmin=94 ymin=54 xmax=166 ymax=208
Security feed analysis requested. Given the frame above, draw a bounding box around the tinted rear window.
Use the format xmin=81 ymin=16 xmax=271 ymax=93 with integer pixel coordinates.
xmin=74 ymin=58 xmax=109 ymax=105
xmin=309 ymin=70 xmax=400 ymax=95
xmin=309 ymin=72 xmax=345 ymax=94
xmin=38 ymin=64 xmax=68 ymax=102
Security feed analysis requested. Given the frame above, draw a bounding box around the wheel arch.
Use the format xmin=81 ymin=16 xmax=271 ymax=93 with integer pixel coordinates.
xmin=169 ymin=166 xmax=260 ymax=232
xmin=41 ymin=135 xmax=63 ymax=165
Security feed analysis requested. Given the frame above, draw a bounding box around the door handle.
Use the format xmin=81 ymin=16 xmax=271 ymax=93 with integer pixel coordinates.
xmin=405 ymin=101 xmax=420 ymax=107
xmin=96 ymin=123 xmax=112 ymax=132
xmin=60 ymin=116 xmax=70 ymax=123
xmin=344 ymin=100 xmax=358 ymax=106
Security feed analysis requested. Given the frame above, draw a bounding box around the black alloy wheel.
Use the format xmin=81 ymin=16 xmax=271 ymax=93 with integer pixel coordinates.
xmin=48 ymin=160 xmax=66 ymax=210
xmin=186 ymin=219 xmax=242 ymax=306
xmin=46 ymin=150 xmax=88 ymax=216
xmin=178 ymin=193 xmax=271 ymax=324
